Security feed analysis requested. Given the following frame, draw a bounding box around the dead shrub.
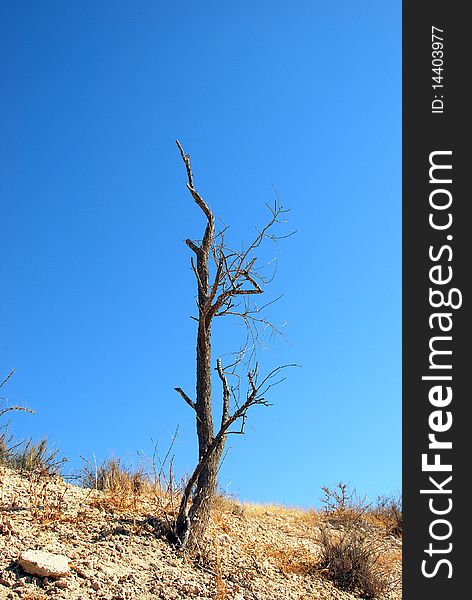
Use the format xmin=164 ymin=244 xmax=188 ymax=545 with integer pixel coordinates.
xmin=321 ymin=482 xmax=370 ymax=526
xmin=28 ymin=470 xmax=69 ymax=524
xmin=373 ymin=495 xmax=402 ymax=537
xmin=318 ymin=525 xmax=389 ymax=599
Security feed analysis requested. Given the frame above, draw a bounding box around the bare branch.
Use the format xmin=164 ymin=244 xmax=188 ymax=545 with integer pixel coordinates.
xmin=209 ymin=276 xmax=262 ymax=319
xmin=176 ymin=140 xmax=195 ymax=188
xmin=216 ymin=358 xmax=230 ymax=427
xmin=0 ymin=369 xmax=35 ymax=419
xmin=190 ymin=256 xmax=205 ymax=298
xmin=205 ymin=202 xmax=290 ymax=322
xmin=177 ymin=362 xmax=296 ymax=532
xmin=0 ymin=405 xmax=35 ymax=419
xmin=207 ymin=252 xmax=224 ymax=306
xmin=226 ymin=412 xmax=247 ymax=435
xmin=0 ymin=369 xmax=15 ymax=390
xmin=174 ymin=387 xmax=196 ymax=411
xmin=176 ymin=140 xmax=214 ymax=254
xmin=185 ymin=183 xmax=214 ymax=225
xmin=185 ymin=239 xmax=200 ymax=254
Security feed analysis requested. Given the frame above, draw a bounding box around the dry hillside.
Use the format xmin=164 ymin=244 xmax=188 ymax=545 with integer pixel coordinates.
xmin=0 ymin=465 xmax=401 ymax=600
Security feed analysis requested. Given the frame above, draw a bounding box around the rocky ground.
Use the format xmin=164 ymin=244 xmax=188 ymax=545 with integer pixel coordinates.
xmin=0 ymin=466 xmax=401 ymax=599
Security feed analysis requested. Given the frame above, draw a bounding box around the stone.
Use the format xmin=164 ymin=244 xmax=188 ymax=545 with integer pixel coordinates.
xmin=218 ymin=533 xmax=232 ymax=546
xmin=18 ymin=550 xmax=70 ymax=578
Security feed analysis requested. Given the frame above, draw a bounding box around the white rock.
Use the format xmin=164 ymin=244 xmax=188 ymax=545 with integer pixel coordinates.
xmin=218 ymin=533 xmax=232 ymax=546
xmin=18 ymin=550 xmax=70 ymax=578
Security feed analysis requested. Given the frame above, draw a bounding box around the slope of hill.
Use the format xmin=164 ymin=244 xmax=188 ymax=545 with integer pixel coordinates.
xmin=0 ymin=466 xmax=401 ymax=599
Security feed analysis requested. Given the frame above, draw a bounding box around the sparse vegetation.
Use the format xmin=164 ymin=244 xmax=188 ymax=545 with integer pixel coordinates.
xmin=27 ymin=467 xmax=69 ymax=524
xmin=6 ymin=439 xmax=64 ymax=474
xmin=81 ymin=456 xmax=145 ymax=493
xmin=80 ymin=456 xmax=153 ymax=512
xmin=0 ymin=458 xmax=401 ymax=599
xmin=1 ymin=375 xmax=400 ymax=599
xmin=0 ymin=433 xmax=65 ymax=475
xmin=318 ymin=525 xmax=389 ymax=599
xmin=1 ymin=369 xmax=63 ymax=476
xmin=321 ymin=481 xmax=370 ymax=525
xmin=317 ymin=483 xmax=400 ymax=598
xmin=373 ymin=494 xmax=403 ymax=537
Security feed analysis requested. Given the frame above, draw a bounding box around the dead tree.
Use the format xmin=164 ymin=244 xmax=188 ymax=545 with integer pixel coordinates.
xmin=173 ymin=141 xmax=293 ymax=551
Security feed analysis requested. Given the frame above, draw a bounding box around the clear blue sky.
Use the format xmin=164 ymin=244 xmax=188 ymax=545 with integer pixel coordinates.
xmin=1 ymin=1 xmax=400 ymax=507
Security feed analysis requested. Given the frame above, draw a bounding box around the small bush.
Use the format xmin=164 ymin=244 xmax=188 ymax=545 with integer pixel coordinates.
xmin=318 ymin=525 xmax=388 ymax=599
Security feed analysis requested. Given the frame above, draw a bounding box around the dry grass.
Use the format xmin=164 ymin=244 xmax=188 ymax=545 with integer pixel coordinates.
xmin=212 ymin=493 xmax=245 ymax=516
xmin=377 ymin=549 xmax=402 ymax=572
xmin=0 ymin=436 xmax=65 ymax=475
xmin=0 ymin=434 xmax=71 ymax=526
xmin=265 ymin=545 xmax=318 ymax=575
xmin=28 ymin=471 xmax=69 ymax=524
xmin=81 ymin=457 xmax=150 ymax=511
xmin=79 ymin=455 xmax=184 ymax=540
xmin=241 ymin=502 xmax=319 ymax=525
xmin=0 ymin=426 xmax=13 ymax=463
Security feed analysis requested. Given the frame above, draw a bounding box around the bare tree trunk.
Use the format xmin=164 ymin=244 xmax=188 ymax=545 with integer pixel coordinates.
xmin=184 ymin=318 xmax=221 ymax=550
xmin=174 ymin=202 xmax=224 ymax=550
xmin=173 ymin=140 xmax=291 ymax=552
xmin=185 ymin=439 xmax=224 ymax=550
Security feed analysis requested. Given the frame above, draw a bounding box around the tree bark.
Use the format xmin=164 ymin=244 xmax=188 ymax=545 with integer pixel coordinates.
xmin=173 ymin=141 xmax=288 ymax=552
xmin=175 ymin=225 xmax=226 ymax=551
xmin=186 ymin=319 xmax=220 ymax=549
